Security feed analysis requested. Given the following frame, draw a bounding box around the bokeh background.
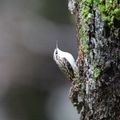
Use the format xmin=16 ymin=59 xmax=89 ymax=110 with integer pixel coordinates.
xmin=0 ymin=0 xmax=79 ymax=120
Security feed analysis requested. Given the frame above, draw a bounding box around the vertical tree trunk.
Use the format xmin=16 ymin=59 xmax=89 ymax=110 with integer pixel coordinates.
xmin=68 ymin=0 xmax=120 ymax=119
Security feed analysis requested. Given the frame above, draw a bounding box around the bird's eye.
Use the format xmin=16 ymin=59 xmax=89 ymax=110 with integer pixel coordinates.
xmin=56 ymin=50 xmax=58 ymax=54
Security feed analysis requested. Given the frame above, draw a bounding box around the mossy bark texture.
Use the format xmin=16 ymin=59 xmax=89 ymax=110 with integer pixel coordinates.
xmin=71 ymin=0 xmax=120 ymax=119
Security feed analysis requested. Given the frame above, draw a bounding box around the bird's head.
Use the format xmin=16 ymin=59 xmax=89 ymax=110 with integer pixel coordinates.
xmin=53 ymin=43 xmax=62 ymax=63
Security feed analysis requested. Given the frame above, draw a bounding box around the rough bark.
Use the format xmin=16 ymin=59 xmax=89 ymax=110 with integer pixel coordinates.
xmin=68 ymin=0 xmax=120 ymax=120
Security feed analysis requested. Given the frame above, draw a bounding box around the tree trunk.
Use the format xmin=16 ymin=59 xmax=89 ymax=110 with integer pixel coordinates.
xmin=68 ymin=0 xmax=120 ymax=119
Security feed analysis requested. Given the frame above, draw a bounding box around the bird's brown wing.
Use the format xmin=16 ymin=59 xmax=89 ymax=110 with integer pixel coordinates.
xmin=61 ymin=58 xmax=75 ymax=81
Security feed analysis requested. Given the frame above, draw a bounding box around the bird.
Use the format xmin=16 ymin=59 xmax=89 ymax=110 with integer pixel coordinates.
xmin=53 ymin=43 xmax=79 ymax=81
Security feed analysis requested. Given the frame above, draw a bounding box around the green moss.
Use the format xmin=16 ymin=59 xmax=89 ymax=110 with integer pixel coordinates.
xmin=98 ymin=0 xmax=120 ymax=26
xmin=79 ymin=0 xmax=93 ymax=54
xmin=112 ymin=8 xmax=120 ymax=20
xmin=80 ymin=23 xmax=89 ymax=53
xmin=79 ymin=0 xmax=104 ymax=80
xmin=93 ymin=67 xmax=101 ymax=79
xmin=79 ymin=0 xmax=120 ymax=26
xmin=79 ymin=0 xmax=119 ymax=81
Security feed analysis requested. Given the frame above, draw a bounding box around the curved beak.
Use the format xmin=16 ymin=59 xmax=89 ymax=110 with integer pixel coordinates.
xmin=56 ymin=40 xmax=58 ymax=49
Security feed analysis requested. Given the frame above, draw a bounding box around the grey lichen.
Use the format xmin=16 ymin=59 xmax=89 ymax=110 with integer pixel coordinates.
xmin=68 ymin=0 xmax=76 ymax=14
xmin=68 ymin=0 xmax=120 ymax=119
xmin=78 ymin=0 xmax=106 ymax=117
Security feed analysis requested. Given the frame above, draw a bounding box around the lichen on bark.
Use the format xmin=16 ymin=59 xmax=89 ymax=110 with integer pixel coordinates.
xmin=68 ymin=0 xmax=120 ymax=119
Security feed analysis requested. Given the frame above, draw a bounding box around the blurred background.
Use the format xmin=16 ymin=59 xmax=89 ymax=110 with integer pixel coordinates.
xmin=0 ymin=0 xmax=79 ymax=120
